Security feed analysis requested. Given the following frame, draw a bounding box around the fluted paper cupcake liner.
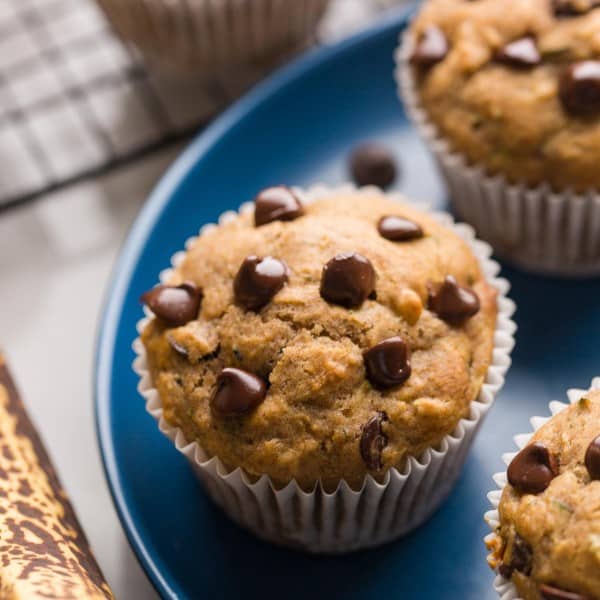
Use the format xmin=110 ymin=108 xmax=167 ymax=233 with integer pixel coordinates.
xmin=97 ymin=0 xmax=330 ymax=73
xmin=133 ymin=183 xmax=516 ymax=553
xmin=484 ymin=377 xmax=600 ymax=599
xmin=395 ymin=33 xmax=600 ymax=277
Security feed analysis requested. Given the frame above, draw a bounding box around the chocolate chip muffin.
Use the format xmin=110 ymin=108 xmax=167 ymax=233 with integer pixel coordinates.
xmin=406 ymin=0 xmax=600 ymax=191
xmin=487 ymin=392 xmax=600 ymax=600
xmin=98 ymin=0 xmax=329 ymax=73
xmin=140 ymin=186 xmax=498 ymax=491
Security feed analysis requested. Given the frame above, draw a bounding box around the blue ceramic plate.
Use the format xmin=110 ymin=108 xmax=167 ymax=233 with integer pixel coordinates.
xmin=95 ymin=5 xmax=600 ymax=599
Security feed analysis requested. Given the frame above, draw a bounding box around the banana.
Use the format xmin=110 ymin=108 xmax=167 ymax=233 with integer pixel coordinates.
xmin=0 ymin=355 xmax=113 ymax=599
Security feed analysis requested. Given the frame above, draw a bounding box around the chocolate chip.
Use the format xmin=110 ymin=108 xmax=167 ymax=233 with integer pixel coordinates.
xmin=364 ymin=337 xmax=411 ymax=390
xmin=553 ymin=0 xmax=600 ymax=15
xmin=496 ymin=37 xmax=541 ymax=68
xmin=410 ymin=25 xmax=449 ymax=67
xmin=428 ymin=275 xmax=480 ymax=323
xmin=377 ymin=215 xmax=423 ymax=241
xmin=210 ymin=368 xmax=267 ymax=417
xmin=512 ymin=540 xmax=533 ymax=576
xmin=540 ymin=584 xmax=589 ymax=600
xmin=508 ymin=442 xmax=559 ymax=495
xmin=349 ymin=143 xmax=397 ymax=189
xmin=360 ymin=412 xmax=388 ymax=470
xmin=559 ymin=61 xmax=600 ymax=116
xmin=140 ymin=282 xmax=202 ymax=327
xmin=254 ymin=186 xmax=304 ymax=227
xmin=234 ymin=256 xmax=288 ymax=311
xmin=498 ymin=564 xmax=513 ymax=579
xmin=320 ymin=252 xmax=376 ymax=308
xmin=585 ymin=435 xmax=600 ymax=480
xmin=553 ymin=0 xmax=576 ymax=14
xmin=502 ymin=533 xmax=533 ymax=578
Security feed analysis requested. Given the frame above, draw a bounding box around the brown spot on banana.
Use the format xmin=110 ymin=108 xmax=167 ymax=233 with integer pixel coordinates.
xmin=0 ymin=355 xmax=113 ymax=599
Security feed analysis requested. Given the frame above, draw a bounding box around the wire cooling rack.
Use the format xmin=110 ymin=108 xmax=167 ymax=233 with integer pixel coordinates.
xmin=0 ymin=0 xmax=400 ymax=209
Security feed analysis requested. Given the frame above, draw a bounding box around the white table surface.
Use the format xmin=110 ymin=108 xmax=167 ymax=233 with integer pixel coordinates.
xmin=0 ymin=146 xmax=187 ymax=599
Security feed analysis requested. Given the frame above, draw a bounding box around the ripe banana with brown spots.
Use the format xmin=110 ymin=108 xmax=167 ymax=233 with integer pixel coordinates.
xmin=0 ymin=355 xmax=113 ymax=599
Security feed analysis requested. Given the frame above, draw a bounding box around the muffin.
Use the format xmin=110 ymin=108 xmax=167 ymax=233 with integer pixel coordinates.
xmin=97 ymin=0 xmax=330 ymax=73
xmin=135 ymin=184 xmax=515 ymax=552
xmin=486 ymin=380 xmax=600 ymax=600
xmin=397 ymin=0 xmax=600 ymax=275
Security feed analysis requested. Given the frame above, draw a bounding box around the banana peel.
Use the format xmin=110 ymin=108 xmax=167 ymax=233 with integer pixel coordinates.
xmin=0 ymin=355 xmax=113 ymax=599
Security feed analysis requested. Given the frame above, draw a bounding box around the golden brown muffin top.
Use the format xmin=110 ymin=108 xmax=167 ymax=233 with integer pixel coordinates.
xmin=141 ymin=187 xmax=497 ymax=490
xmin=408 ymin=0 xmax=600 ymax=191
xmin=491 ymin=390 xmax=600 ymax=600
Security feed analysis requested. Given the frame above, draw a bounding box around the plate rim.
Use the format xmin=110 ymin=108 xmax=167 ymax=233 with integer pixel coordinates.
xmin=94 ymin=7 xmax=414 ymax=598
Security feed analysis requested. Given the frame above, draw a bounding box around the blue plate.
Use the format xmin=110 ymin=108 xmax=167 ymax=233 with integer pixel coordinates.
xmin=95 ymin=5 xmax=600 ymax=599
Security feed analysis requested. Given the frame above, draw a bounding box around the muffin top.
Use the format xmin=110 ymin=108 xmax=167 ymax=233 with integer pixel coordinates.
xmin=141 ymin=187 xmax=497 ymax=490
xmin=408 ymin=0 xmax=600 ymax=191
xmin=489 ymin=390 xmax=600 ymax=600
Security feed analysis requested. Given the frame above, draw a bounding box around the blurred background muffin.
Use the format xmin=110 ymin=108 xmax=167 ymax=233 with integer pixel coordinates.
xmin=97 ymin=0 xmax=331 ymax=74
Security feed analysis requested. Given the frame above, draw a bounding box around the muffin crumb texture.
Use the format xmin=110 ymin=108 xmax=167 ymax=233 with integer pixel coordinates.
xmin=409 ymin=0 xmax=600 ymax=191
xmin=492 ymin=391 xmax=600 ymax=600
xmin=141 ymin=190 xmax=497 ymax=490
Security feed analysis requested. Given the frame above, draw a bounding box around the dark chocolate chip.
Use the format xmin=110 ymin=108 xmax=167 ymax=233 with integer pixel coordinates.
xmin=320 ymin=252 xmax=376 ymax=308
xmin=553 ymin=0 xmax=576 ymax=14
xmin=377 ymin=215 xmax=423 ymax=241
xmin=360 ymin=412 xmax=388 ymax=470
xmin=496 ymin=37 xmax=541 ymax=68
xmin=210 ymin=368 xmax=267 ymax=417
xmin=585 ymin=435 xmax=600 ymax=480
xmin=507 ymin=442 xmax=559 ymax=495
xmin=364 ymin=337 xmax=412 ymax=390
xmin=254 ymin=186 xmax=304 ymax=227
xmin=553 ymin=0 xmax=600 ymax=16
xmin=234 ymin=256 xmax=288 ymax=311
xmin=540 ymin=584 xmax=589 ymax=600
xmin=511 ymin=536 xmax=533 ymax=575
xmin=559 ymin=61 xmax=600 ymax=116
xmin=140 ymin=282 xmax=202 ymax=327
xmin=498 ymin=563 xmax=514 ymax=579
xmin=410 ymin=25 xmax=449 ymax=67
xmin=428 ymin=275 xmax=480 ymax=323
xmin=349 ymin=143 xmax=397 ymax=189
xmin=503 ymin=533 xmax=533 ymax=577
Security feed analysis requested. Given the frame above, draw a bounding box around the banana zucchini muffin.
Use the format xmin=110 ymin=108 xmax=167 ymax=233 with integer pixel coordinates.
xmin=140 ymin=187 xmax=498 ymax=491
xmin=488 ymin=391 xmax=600 ymax=600
xmin=407 ymin=0 xmax=600 ymax=191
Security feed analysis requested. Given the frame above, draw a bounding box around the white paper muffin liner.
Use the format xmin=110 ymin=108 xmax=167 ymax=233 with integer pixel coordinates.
xmin=484 ymin=377 xmax=600 ymax=599
xmin=395 ymin=32 xmax=600 ymax=277
xmin=133 ymin=183 xmax=516 ymax=553
xmin=97 ymin=0 xmax=330 ymax=73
